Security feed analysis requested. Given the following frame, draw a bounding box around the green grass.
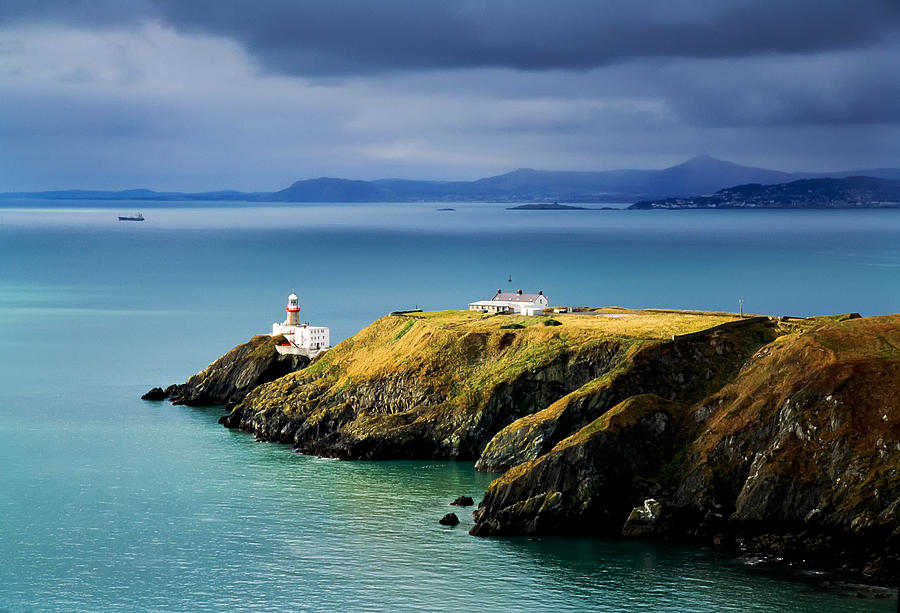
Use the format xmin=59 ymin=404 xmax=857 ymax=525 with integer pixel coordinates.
xmin=393 ymin=319 xmax=415 ymax=341
xmin=240 ymin=307 xmax=755 ymax=418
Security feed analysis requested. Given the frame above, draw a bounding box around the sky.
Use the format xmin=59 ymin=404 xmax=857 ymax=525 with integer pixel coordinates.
xmin=1 ymin=0 xmax=899 ymax=191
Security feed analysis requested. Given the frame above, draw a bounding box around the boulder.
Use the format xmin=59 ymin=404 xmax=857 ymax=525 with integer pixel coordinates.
xmin=141 ymin=387 xmax=167 ymax=401
xmin=439 ymin=513 xmax=460 ymax=526
xmin=622 ymin=499 xmax=663 ymax=538
xmin=450 ymin=496 xmax=474 ymax=507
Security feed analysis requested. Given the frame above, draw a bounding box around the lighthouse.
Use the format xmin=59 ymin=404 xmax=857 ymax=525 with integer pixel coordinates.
xmin=271 ymin=291 xmax=331 ymax=357
xmin=286 ymin=292 xmax=301 ymax=326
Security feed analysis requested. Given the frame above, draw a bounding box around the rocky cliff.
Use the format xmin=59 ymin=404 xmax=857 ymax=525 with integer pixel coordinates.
xmin=475 ymin=317 xmax=777 ymax=472
xmin=143 ymin=334 xmax=309 ymax=407
xmin=220 ymin=309 xmax=740 ymax=459
xmin=470 ymin=314 xmax=899 ymax=585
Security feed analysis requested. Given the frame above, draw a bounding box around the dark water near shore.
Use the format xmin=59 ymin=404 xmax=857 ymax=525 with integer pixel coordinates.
xmin=1 ymin=201 xmax=897 ymax=611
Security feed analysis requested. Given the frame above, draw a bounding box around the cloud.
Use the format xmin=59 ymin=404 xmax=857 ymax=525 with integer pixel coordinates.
xmin=1 ymin=0 xmax=898 ymax=76
xmin=0 ymin=4 xmax=898 ymax=190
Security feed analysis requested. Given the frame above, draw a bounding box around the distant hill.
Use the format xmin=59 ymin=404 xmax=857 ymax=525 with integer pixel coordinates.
xmin=266 ymin=178 xmax=387 ymax=202
xmin=630 ymin=177 xmax=900 ymax=209
xmin=4 ymin=156 xmax=900 ymax=204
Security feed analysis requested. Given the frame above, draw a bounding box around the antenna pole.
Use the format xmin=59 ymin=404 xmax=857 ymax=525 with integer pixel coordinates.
xmin=739 ymin=297 xmax=744 ymax=318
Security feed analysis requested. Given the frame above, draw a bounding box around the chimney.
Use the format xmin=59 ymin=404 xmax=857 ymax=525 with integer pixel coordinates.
xmin=517 ymin=289 xmax=523 ymax=295
xmin=497 ymin=289 xmax=502 ymax=295
xmin=538 ymin=290 xmax=543 ymax=295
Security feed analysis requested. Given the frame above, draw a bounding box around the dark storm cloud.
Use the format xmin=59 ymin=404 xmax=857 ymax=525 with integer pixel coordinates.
xmin=2 ymin=0 xmax=899 ymax=75
xmin=1 ymin=0 xmax=899 ymax=189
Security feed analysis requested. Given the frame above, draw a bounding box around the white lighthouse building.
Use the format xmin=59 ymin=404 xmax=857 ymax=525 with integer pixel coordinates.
xmin=271 ymin=292 xmax=331 ymax=357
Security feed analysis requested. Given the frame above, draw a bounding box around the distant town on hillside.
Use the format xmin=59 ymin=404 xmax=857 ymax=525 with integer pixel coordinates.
xmin=630 ymin=176 xmax=900 ymax=209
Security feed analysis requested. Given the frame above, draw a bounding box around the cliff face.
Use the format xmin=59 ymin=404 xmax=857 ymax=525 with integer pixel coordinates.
xmin=471 ymin=393 xmax=685 ymax=535
xmin=220 ymin=309 xmax=740 ymax=459
xmin=476 ymin=318 xmax=777 ymax=472
xmin=470 ymin=314 xmax=899 ymax=584
xmin=147 ymin=334 xmax=309 ymax=407
xmin=677 ymin=315 xmax=900 ymax=535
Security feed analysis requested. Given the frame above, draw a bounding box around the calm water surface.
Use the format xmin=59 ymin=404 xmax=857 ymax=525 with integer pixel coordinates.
xmin=1 ymin=201 xmax=897 ymax=611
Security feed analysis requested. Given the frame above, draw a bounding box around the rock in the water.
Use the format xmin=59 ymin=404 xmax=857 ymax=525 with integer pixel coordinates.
xmin=439 ymin=513 xmax=460 ymax=526
xmin=141 ymin=387 xmax=167 ymax=401
xmin=450 ymin=496 xmax=474 ymax=507
xmin=622 ymin=499 xmax=663 ymax=538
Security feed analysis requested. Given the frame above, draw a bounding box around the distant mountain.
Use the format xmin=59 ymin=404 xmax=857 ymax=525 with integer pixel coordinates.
xmin=4 ymin=156 xmax=900 ymax=204
xmin=266 ymin=178 xmax=387 ymax=202
xmin=630 ymin=177 xmax=900 ymax=209
xmin=648 ymin=155 xmax=795 ymax=196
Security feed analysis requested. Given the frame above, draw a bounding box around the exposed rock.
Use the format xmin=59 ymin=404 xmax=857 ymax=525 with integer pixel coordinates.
xmin=450 ymin=496 xmax=474 ymax=507
xmin=622 ymin=499 xmax=664 ymax=538
xmin=439 ymin=513 xmax=460 ymax=526
xmin=158 ymin=334 xmax=309 ymax=407
xmin=475 ymin=319 xmax=777 ymax=473
xmin=141 ymin=387 xmax=167 ymax=401
xmin=470 ymin=314 xmax=900 ymax=586
xmin=471 ymin=394 xmax=682 ymax=536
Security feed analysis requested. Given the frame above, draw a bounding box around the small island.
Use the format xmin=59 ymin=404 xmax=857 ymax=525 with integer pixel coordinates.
xmin=146 ymin=305 xmax=900 ymax=588
xmin=507 ymin=202 xmax=590 ymax=210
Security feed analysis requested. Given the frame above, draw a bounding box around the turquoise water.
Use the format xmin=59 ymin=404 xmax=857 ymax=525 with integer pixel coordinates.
xmin=1 ymin=202 xmax=897 ymax=611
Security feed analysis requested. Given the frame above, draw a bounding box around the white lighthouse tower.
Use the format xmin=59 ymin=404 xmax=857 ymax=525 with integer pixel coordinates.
xmin=286 ymin=292 xmax=301 ymax=326
xmin=271 ymin=292 xmax=331 ymax=357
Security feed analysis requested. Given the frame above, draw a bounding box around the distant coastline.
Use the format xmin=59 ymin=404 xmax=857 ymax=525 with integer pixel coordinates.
xmin=4 ymin=155 xmax=900 ymax=206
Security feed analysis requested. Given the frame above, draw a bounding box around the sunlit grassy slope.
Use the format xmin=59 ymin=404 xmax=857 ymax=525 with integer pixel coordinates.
xmin=231 ymin=308 xmax=753 ymax=458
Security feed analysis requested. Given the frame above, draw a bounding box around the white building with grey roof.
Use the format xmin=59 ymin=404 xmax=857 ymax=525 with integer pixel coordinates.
xmin=468 ymin=289 xmax=549 ymax=316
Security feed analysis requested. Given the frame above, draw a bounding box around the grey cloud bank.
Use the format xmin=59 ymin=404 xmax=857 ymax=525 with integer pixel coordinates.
xmin=0 ymin=1 xmax=898 ymax=190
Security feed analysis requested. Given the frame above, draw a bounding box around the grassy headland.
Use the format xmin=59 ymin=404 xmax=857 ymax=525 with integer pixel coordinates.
xmin=177 ymin=306 xmax=898 ymax=585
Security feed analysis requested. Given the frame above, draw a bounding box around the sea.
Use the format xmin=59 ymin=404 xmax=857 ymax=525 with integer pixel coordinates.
xmin=1 ymin=201 xmax=898 ymax=612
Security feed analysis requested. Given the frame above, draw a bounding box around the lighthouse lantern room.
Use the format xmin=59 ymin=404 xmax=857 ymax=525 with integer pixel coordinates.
xmin=271 ymin=292 xmax=331 ymax=358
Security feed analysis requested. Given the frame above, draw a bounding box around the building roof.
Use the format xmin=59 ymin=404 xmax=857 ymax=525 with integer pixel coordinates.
xmin=492 ymin=291 xmax=545 ymax=302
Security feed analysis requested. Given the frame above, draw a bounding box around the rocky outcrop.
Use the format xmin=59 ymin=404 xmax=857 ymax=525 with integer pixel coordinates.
xmin=141 ymin=387 xmax=167 ymax=401
xmin=145 ymin=334 xmax=309 ymax=407
xmin=469 ymin=314 xmax=900 ymax=585
xmin=471 ymin=394 xmax=684 ymax=536
xmin=622 ymin=499 xmax=665 ymax=537
xmin=475 ymin=318 xmax=778 ymax=472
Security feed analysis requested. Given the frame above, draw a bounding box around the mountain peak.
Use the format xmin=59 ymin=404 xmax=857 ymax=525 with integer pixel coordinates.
xmin=669 ymin=155 xmax=737 ymax=171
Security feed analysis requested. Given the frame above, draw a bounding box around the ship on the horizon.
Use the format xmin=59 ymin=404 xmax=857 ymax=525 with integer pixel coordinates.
xmin=118 ymin=213 xmax=144 ymax=221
